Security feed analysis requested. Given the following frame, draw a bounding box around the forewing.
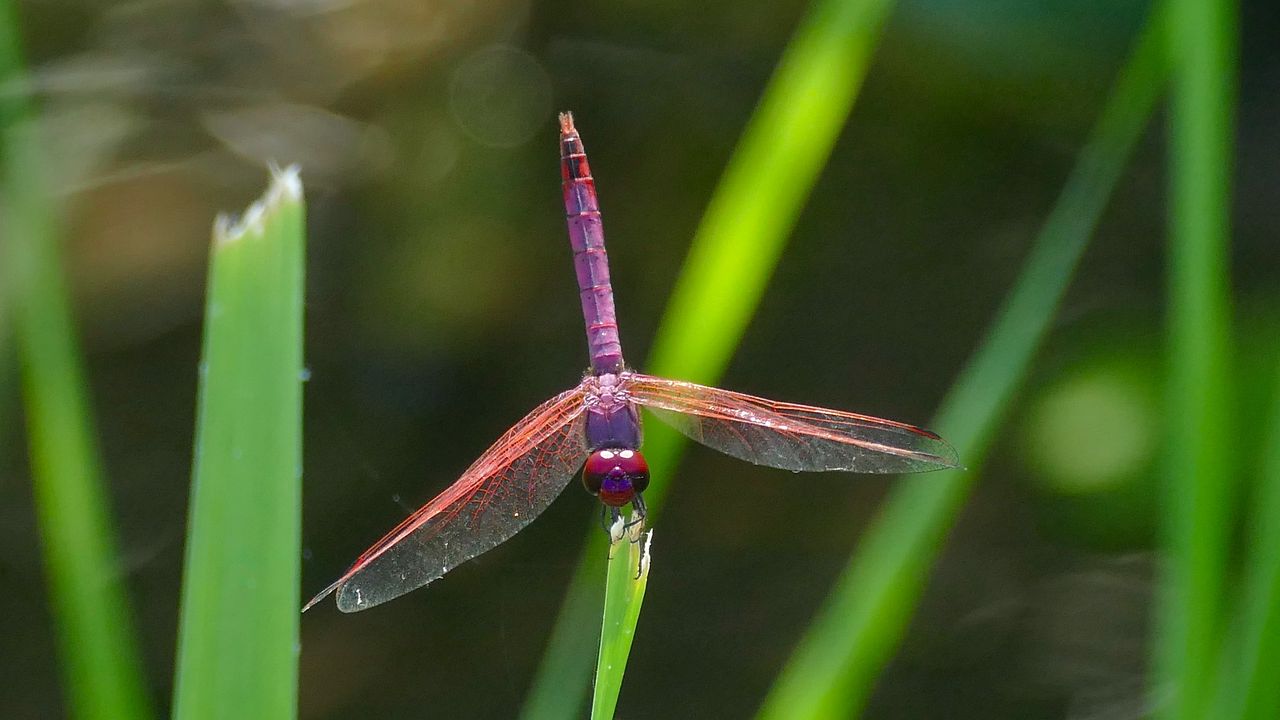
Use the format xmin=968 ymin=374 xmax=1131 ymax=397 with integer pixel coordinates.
xmin=625 ymin=374 xmax=957 ymax=473
xmin=308 ymin=386 xmax=589 ymax=613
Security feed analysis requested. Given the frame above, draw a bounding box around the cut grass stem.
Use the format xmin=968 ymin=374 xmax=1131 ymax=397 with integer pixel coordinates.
xmin=172 ymin=167 xmax=306 ymax=720
xmin=591 ymin=530 xmax=653 ymax=720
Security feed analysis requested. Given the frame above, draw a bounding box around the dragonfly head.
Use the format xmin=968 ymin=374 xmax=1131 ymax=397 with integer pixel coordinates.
xmin=582 ymin=448 xmax=649 ymax=507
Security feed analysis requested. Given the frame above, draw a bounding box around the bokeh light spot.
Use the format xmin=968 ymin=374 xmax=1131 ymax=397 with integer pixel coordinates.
xmin=1026 ymin=369 xmax=1158 ymax=494
xmin=449 ymin=45 xmax=552 ymax=148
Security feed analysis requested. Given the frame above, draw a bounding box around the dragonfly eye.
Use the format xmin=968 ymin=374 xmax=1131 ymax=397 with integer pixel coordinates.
xmin=582 ymin=448 xmax=650 ymax=507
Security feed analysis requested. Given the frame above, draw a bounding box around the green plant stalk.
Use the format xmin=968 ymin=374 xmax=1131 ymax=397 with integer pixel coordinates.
xmin=0 ymin=3 xmax=154 ymax=718
xmin=592 ymin=531 xmax=653 ymax=720
xmin=1153 ymin=0 xmax=1237 ymax=717
xmin=172 ymin=168 xmax=305 ymax=720
xmin=757 ymin=9 xmax=1169 ymax=719
xmin=521 ymin=0 xmax=897 ymax=716
xmin=0 ymin=165 xmax=10 ymax=449
xmin=0 ymin=249 xmax=11 ymax=455
xmin=1216 ymin=360 xmax=1280 ymax=719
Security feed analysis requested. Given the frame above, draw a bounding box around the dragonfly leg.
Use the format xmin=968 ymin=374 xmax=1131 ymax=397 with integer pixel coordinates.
xmin=606 ymin=506 xmax=627 ymax=544
xmin=624 ymin=492 xmax=647 ymax=543
xmin=631 ymin=491 xmax=648 ymax=521
xmin=600 ymin=504 xmax=621 ymax=533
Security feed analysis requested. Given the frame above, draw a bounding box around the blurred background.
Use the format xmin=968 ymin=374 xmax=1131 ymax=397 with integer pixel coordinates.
xmin=1 ymin=0 xmax=1277 ymax=717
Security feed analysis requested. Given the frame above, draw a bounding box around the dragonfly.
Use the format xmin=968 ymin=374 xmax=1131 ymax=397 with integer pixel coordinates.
xmin=303 ymin=112 xmax=959 ymax=613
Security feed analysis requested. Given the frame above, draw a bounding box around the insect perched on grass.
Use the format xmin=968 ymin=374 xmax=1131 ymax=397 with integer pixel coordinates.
xmin=304 ymin=113 xmax=958 ymax=613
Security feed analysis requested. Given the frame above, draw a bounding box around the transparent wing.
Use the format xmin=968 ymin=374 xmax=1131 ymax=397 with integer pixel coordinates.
xmin=625 ymin=373 xmax=958 ymax=473
xmin=305 ymin=386 xmax=590 ymax=613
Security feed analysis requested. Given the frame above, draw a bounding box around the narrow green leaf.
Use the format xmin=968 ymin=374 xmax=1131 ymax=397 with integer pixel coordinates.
xmin=757 ymin=9 xmax=1168 ymax=719
xmin=0 ymin=3 xmax=154 ymax=718
xmin=172 ymin=167 xmax=306 ymax=720
xmin=591 ymin=530 xmax=653 ymax=720
xmin=1217 ymin=360 xmax=1280 ymax=719
xmin=0 ymin=233 xmax=11 ymax=456
xmin=1153 ymin=0 xmax=1237 ymax=717
xmin=520 ymin=0 xmax=896 ymax=715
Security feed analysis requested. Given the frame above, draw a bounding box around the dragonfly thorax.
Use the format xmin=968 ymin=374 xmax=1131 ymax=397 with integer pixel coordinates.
xmin=583 ymin=374 xmax=642 ymax=450
xmin=582 ymin=448 xmax=650 ymax=507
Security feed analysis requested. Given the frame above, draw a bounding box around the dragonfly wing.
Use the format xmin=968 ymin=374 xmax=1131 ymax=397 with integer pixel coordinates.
xmin=625 ymin=373 xmax=958 ymax=474
xmin=307 ymin=386 xmax=590 ymax=613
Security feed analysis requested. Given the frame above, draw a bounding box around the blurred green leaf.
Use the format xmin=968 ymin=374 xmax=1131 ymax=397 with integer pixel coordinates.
xmin=520 ymin=0 xmax=897 ymax=716
xmin=757 ymin=8 xmax=1168 ymax=719
xmin=591 ymin=530 xmax=652 ymax=720
xmin=0 ymin=254 xmax=11 ymax=453
xmin=1153 ymin=0 xmax=1237 ymax=717
xmin=1218 ymin=357 xmax=1280 ymax=719
xmin=0 ymin=3 xmax=154 ymax=719
xmin=172 ymin=167 xmax=306 ymax=720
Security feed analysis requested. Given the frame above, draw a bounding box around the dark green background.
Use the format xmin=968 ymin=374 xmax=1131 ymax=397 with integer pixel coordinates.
xmin=2 ymin=0 xmax=1276 ymax=716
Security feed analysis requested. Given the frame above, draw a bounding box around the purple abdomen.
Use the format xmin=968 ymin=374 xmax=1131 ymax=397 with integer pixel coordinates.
xmin=559 ymin=113 xmax=624 ymax=375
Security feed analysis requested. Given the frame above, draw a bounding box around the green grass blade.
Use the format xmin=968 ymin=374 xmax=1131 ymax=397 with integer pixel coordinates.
xmin=1218 ymin=360 xmax=1280 ymax=719
xmin=0 ymin=239 xmax=11 ymax=453
xmin=521 ymin=0 xmax=896 ymax=716
xmin=1153 ymin=0 xmax=1237 ymax=717
xmin=591 ymin=531 xmax=653 ymax=720
xmin=757 ymin=10 xmax=1168 ymax=719
xmin=172 ymin=167 xmax=306 ymax=720
xmin=0 ymin=4 xmax=154 ymax=718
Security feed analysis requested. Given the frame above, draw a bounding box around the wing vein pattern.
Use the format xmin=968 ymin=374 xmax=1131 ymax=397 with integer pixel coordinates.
xmin=625 ymin=373 xmax=957 ymax=474
xmin=327 ymin=386 xmax=590 ymax=612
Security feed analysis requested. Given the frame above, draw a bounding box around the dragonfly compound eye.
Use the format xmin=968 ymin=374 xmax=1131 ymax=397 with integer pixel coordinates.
xmin=582 ymin=448 xmax=650 ymax=506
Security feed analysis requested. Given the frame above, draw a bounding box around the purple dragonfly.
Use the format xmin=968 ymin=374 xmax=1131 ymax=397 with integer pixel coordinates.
xmin=304 ymin=113 xmax=958 ymax=613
